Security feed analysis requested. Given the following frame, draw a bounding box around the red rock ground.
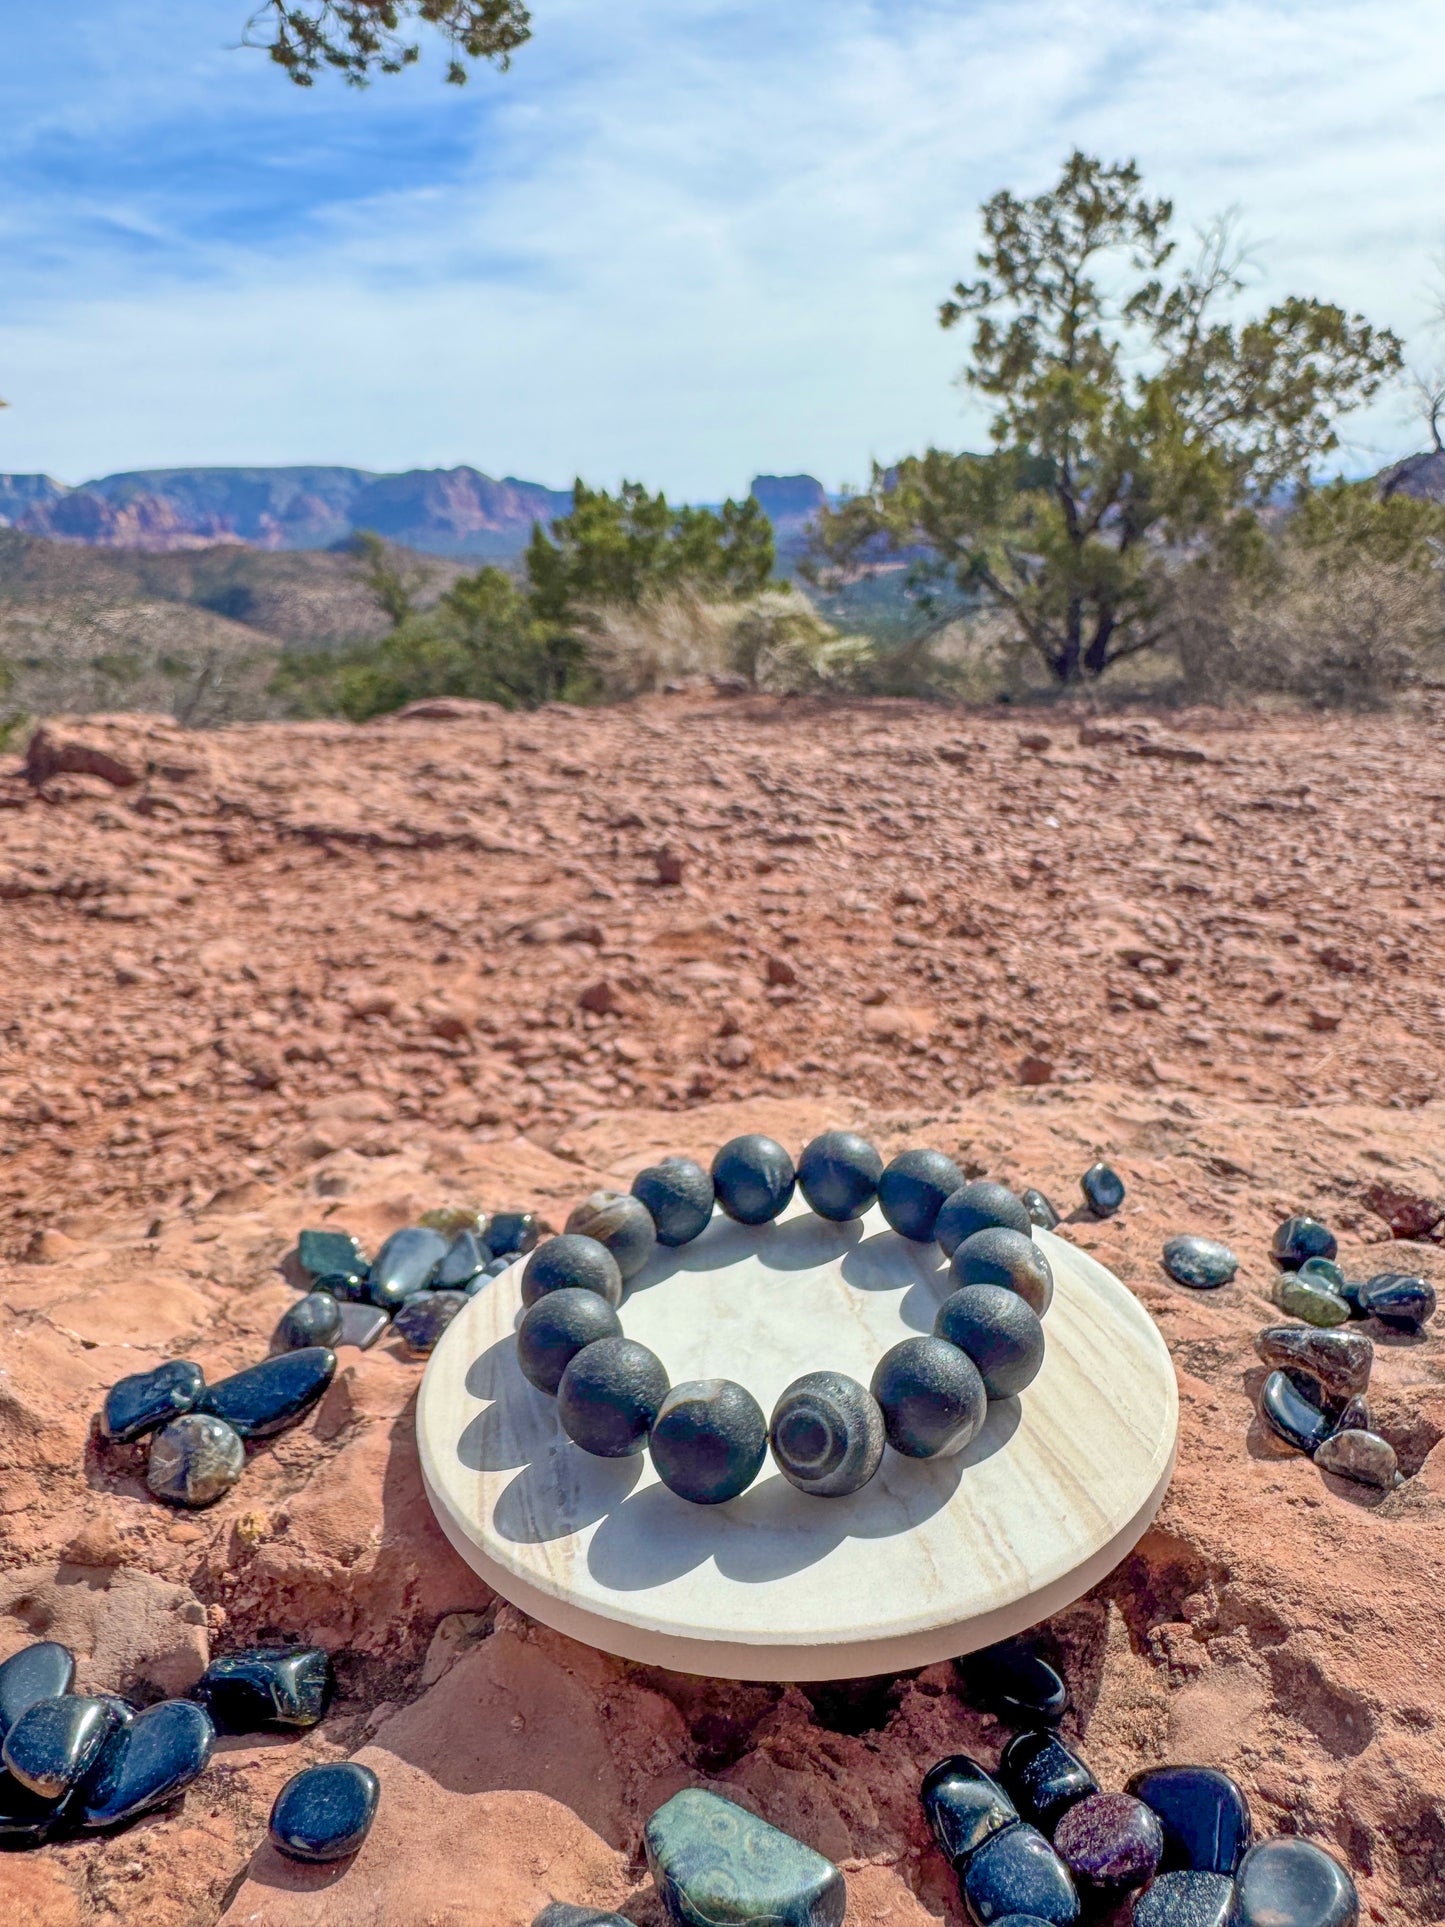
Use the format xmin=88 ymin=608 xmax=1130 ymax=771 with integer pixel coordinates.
xmin=2 ymin=694 xmax=1444 ymax=1926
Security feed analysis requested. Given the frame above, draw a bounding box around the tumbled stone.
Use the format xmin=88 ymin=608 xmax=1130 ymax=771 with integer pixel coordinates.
xmin=936 ymin=1285 xmax=1046 ymax=1398
xmin=1022 ymin=1187 xmax=1061 ymax=1231
xmin=0 ymin=1642 xmax=75 ymax=1737
xmin=999 ymin=1731 xmax=1097 ymax=1833
xmin=650 ymin=1380 xmax=768 ymax=1505
xmin=1334 ymin=1394 xmax=1372 ymax=1434
xmin=368 ymin=1227 xmax=448 ymax=1308
xmin=871 ymin=1335 xmax=986 ymax=1458
xmin=1053 ymin=1792 xmax=1162 ymax=1897
xmin=335 ymin=1302 xmax=390 ymax=1349
xmin=80 ymin=1699 xmax=214 ymax=1828
xmin=1080 ymin=1162 xmax=1125 ymax=1217
xmin=1274 ymin=1276 xmax=1351 ymax=1327
xmin=644 ymin=1785 xmax=846 ymax=1927
xmin=419 ymin=1204 xmax=487 ymax=1239
xmin=1254 ymin=1327 xmax=1372 ymax=1401
xmin=147 ymin=1413 xmax=246 ymax=1507
xmin=2 ymin=1695 xmax=117 ymax=1799
xmin=195 ymin=1646 xmax=334 ymax=1731
xmin=950 ymin=1227 xmax=1054 ymax=1317
xmin=935 ymin=1181 xmax=1032 ymax=1257
xmin=435 ymin=1229 xmax=489 ymax=1288
xmin=921 ymin=1754 xmax=1018 ymax=1864
xmin=631 ymin=1157 xmax=715 ymax=1246
xmin=275 ymin=1291 xmax=342 ymax=1352
xmin=269 ymin=1759 xmax=380 ymax=1862
xmin=522 ymin=1234 xmax=624 ymax=1310
xmin=1298 ymin=1256 xmax=1347 ymax=1292
xmin=313 ymin=1268 xmax=372 ymax=1303
xmin=393 ymin=1289 xmax=469 ymax=1354
xmin=1162 ymin=1236 xmax=1238 ymax=1289
xmin=711 ymin=1135 xmax=797 ymax=1226
xmin=1271 ymin=1216 xmax=1337 ymax=1269
xmin=1315 ymin=1428 xmax=1400 ymax=1490
xmin=958 ymin=1643 xmax=1068 ymax=1724
xmin=1233 ymin=1836 xmax=1358 ymax=1927
xmin=558 ymin=1336 xmax=670 ymax=1457
xmin=879 ymin=1149 xmax=966 ymax=1241
xmin=1337 ymin=1274 xmax=1373 ymax=1317
xmin=565 ymin=1191 xmax=657 ymax=1280
xmin=1132 ymin=1871 xmax=1237 ymax=1927
xmin=298 ymin=1228 xmax=369 ymax=1281
xmin=0 ymin=1766 xmax=70 ymax=1845
xmin=197 ymin=1346 xmax=336 ymax=1439
xmin=768 ymin=1371 xmax=885 ymax=1497
xmin=1362 ymin=1271 xmax=1436 ymax=1332
xmin=960 ymin=1823 xmax=1080 ymax=1925
xmin=486 ymin=1210 xmax=542 ymax=1257
xmin=533 ymin=1909 xmax=634 ymax=1927
xmin=796 ymin=1130 xmax=883 ymax=1221
xmin=101 ymin=1359 xmax=205 ymax=1443
xmin=1260 ymin=1372 xmax=1334 ymax=1455
xmin=1125 ymin=1764 xmax=1251 ymax=1874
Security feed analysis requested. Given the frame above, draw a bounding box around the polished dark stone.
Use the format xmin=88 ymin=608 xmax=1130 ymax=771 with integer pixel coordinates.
xmin=879 ymin=1149 xmax=966 ymax=1242
xmin=957 ymin=1644 xmax=1068 ymax=1725
xmin=146 ymin=1413 xmax=246 ymax=1507
xmin=335 ymin=1302 xmax=391 ymax=1349
xmin=312 ymin=1268 xmax=372 ymax=1303
xmin=1271 ymin=1216 xmax=1338 ymax=1269
xmin=2 ymin=1695 xmax=117 ymax=1799
xmin=1315 ymin=1428 xmax=1400 ymax=1489
xmin=632 ymin=1157 xmax=715 ymax=1246
xmin=557 ymin=1336 xmax=670 ymax=1457
xmin=101 ymin=1359 xmax=205 ymax=1444
xmin=486 ymin=1210 xmax=542 ymax=1257
xmin=368 ymin=1227 xmax=448 ymax=1309
xmin=999 ymin=1731 xmax=1097 ymax=1833
xmin=871 ymin=1335 xmax=986 ymax=1459
xmin=1337 ymin=1274 xmax=1373 ymax=1317
xmin=393 ymin=1290 xmax=469 ymax=1354
xmin=435 ymin=1229 xmax=489 ymax=1288
xmin=298 ymin=1228 xmax=369 ymax=1281
xmin=1260 ymin=1371 xmax=1334 ymax=1456
xmin=1053 ymin=1792 xmax=1162 ymax=1897
xmin=0 ymin=1766 xmax=70 ymax=1844
xmin=711 ymin=1134 xmax=797 ymax=1225
xmin=477 ymin=1255 xmax=514 ymax=1281
xmin=650 ymin=1379 xmax=768 ymax=1504
xmin=950 ymin=1228 xmax=1054 ymax=1317
xmin=1362 ymin=1271 xmax=1436 ymax=1332
xmin=0 ymin=1641 xmax=75 ymax=1738
xmin=797 ymin=1131 xmax=884 ymax=1222
xmin=1274 ymin=1275 xmax=1350 ymax=1328
xmin=645 ymin=1786 xmax=846 ymax=1927
xmin=921 ymin=1754 xmax=1018 ymax=1865
xmin=565 ymin=1191 xmax=657 ymax=1281
xmin=935 ymin=1286 xmax=1045 ymax=1399
xmin=935 ymin=1182 xmax=1032 ymax=1257
xmin=269 ymin=1760 xmax=379 ymax=1863
xmin=1298 ymin=1256 xmax=1347 ymax=1292
xmin=960 ymin=1822 xmax=1080 ymax=1924
xmin=80 ymin=1699 xmax=214 ymax=1828
xmin=1234 ymin=1836 xmax=1358 ymax=1927
xmin=1125 ymin=1764 xmax=1251 ymax=1874
xmin=533 ymin=1909 xmax=634 ymax=1927
xmin=769 ymin=1371 xmax=885 ymax=1496
xmin=522 ymin=1234 xmax=624 ymax=1310
xmin=1254 ymin=1327 xmax=1372 ymax=1402
xmin=1334 ymin=1393 xmax=1372 ymax=1434
xmin=194 ymin=1646 xmax=335 ymax=1732
xmin=1022 ymin=1188 xmax=1061 ymax=1231
xmin=275 ymin=1291 xmax=342 ymax=1352
xmin=1080 ymin=1162 xmax=1125 ymax=1217
xmin=198 ymin=1346 xmax=336 ymax=1440
xmin=517 ymin=1289 xmax=624 ymax=1396
xmin=1162 ymin=1236 xmax=1239 ymax=1289
xmin=1132 ymin=1871 xmax=1238 ymax=1927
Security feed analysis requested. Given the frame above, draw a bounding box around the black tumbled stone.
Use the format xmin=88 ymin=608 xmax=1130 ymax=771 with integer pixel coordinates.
xmin=935 ymin=1286 xmax=1045 ymax=1400
xmin=80 ymin=1699 xmax=214 ymax=1829
xmin=194 ymin=1646 xmax=335 ymax=1732
xmin=711 ymin=1134 xmax=796 ymax=1225
xmin=269 ymin=1759 xmax=379 ymax=1862
xmin=335 ymin=1302 xmax=391 ymax=1349
xmin=522 ymin=1234 xmax=624 ymax=1310
xmin=1053 ymin=1791 xmax=1162 ymax=1898
xmin=101 ymin=1359 xmax=205 ymax=1443
xmin=1233 ymin=1836 xmax=1358 ymax=1927
xmin=957 ymin=1642 xmax=1068 ymax=1725
xmin=487 ymin=1210 xmax=542 ymax=1257
xmin=1080 ymin=1163 xmax=1125 ymax=1217
xmin=146 ymin=1413 xmax=245 ymax=1507
xmin=1254 ymin=1327 xmax=1372 ymax=1403
xmin=435 ymin=1229 xmax=489 ymax=1288
xmin=879 ymin=1149 xmax=966 ymax=1242
xmin=517 ymin=1289 xmax=624 ymax=1396
xmin=921 ymin=1754 xmax=1018 ymax=1865
xmin=796 ymin=1131 xmax=883 ymax=1222
xmin=1022 ymin=1187 xmax=1061 ymax=1231
xmin=769 ymin=1371 xmax=885 ymax=1497
xmin=0 ymin=1641 xmax=75 ymax=1738
xmin=950 ymin=1227 xmax=1054 ymax=1317
xmin=565 ymin=1192 xmax=657 ymax=1281
xmin=999 ymin=1730 xmax=1097 ymax=1834
xmin=275 ymin=1291 xmax=342 ymax=1352
xmin=0 ymin=1766 xmax=70 ymax=1845
xmin=631 ymin=1157 xmax=714 ymax=1247
xmin=2 ymin=1695 xmax=117 ymax=1799
xmin=1271 ymin=1216 xmax=1337 ymax=1269
xmin=1162 ymin=1236 xmax=1239 ymax=1289
xmin=1132 ymin=1871 xmax=1238 ymax=1927
xmin=368 ymin=1227 xmax=448 ymax=1308
xmin=1125 ymin=1764 xmax=1252 ymax=1874
xmin=533 ymin=1909 xmax=635 ymax=1927
xmin=871 ymin=1336 xmax=986 ymax=1459
xmin=393 ymin=1289 xmax=469 ymax=1355
xmin=197 ymin=1346 xmax=336 ymax=1440
xmin=650 ymin=1379 xmax=768 ymax=1504
xmin=1362 ymin=1271 xmax=1436 ymax=1332
xmin=298 ymin=1228 xmax=368 ymax=1281
xmin=1260 ymin=1371 xmax=1333 ymax=1456
xmin=935 ymin=1181 xmax=1032 ymax=1257
xmin=960 ymin=1822 xmax=1080 ymax=1925
xmin=313 ymin=1268 xmax=372 ymax=1303
xmin=557 ymin=1336 xmax=669 ymax=1457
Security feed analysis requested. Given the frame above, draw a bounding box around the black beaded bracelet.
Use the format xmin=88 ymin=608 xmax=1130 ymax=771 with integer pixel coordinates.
xmin=507 ymin=1131 xmax=1053 ymax=1507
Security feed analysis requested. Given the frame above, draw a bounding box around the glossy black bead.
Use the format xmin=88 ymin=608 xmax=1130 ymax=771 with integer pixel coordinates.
xmin=146 ymin=1413 xmax=246 ymax=1506
xmin=796 ymin=1131 xmax=883 ymax=1222
xmin=920 ymin=1754 xmax=1018 ymax=1865
xmin=557 ymin=1336 xmax=670 ymax=1457
xmin=435 ymin=1229 xmax=489 ymax=1288
xmin=935 ymin=1182 xmax=1032 ymax=1258
xmin=487 ymin=1210 xmax=542 ymax=1257
xmin=936 ymin=1286 xmax=1045 ymax=1399
xmin=517 ymin=1289 xmax=624 ymax=1396
xmin=393 ymin=1289 xmax=469 ymax=1354
xmin=1125 ymin=1764 xmax=1252 ymax=1874
xmin=1162 ymin=1236 xmax=1239 ymax=1289
xmin=957 ymin=1642 xmax=1068 ymax=1724
xmin=950 ymin=1228 xmax=1053 ymax=1317
xmin=1260 ymin=1371 xmax=1333 ymax=1456
xmin=871 ymin=1336 xmax=986 ymax=1459
xmin=194 ymin=1646 xmax=335 ymax=1732
xmin=275 ymin=1291 xmax=342 ymax=1352
xmin=1132 ymin=1871 xmax=1238 ymax=1927
xmin=1271 ymin=1216 xmax=1337 ymax=1269
xmin=711 ymin=1134 xmax=796 ymax=1225
xmin=1362 ymin=1271 xmax=1435 ymax=1332
xmin=1080 ymin=1163 xmax=1124 ymax=1217
xmin=650 ymin=1379 xmax=768 ymax=1504
xmin=80 ymin=1699 xmax=214 ymax=1828
xmin=878 ymin=1149 xmax=966 ymax=1242
xmin=999 ymin=1730 xmax=1097 ymax=1834
xmin=368 ymin=1227 xmax=449 ymax=1308
xmin=564 ymin=1191 xmax=658 ymax=1282
xmin=269 ymin=1759 xmax=379 ymax=1863
xmin=960 ymin=1822 xmax=1080 ymax=1925
xmin=298 ymin=1228 xmax=369 ymax=1281
xmin=1233 ymin=1836 xmax=1358 ymax=1927
xmin=1022 ymin=1188 xmax=1061 ymax=1231
xmin=197 ymin=1346 xmax=336 ymax=1440
xmin=101 ymin=1359 xmax=205 ymax=1444
xmin=2 ymin=1695 xmax=117 ymax=1799
xmin=0 ymin=1641 xmax=75 ymax=1737
xmin=0 ymin=1766 xmax=70 ymax=1845
xmin=522 ymin=1234 xmax=624 ymax=1310
xmin=632 ymin=1157 xmax=715 ymax=1246
xmin=768 ymin=1370 xmax=885 ymax=1497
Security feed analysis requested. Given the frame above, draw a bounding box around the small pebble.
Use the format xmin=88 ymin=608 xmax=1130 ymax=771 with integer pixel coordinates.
xmin=517 ymin=1289 xmax=624 ymax=1396
xmin=80 ymin=1699 xmax=214 ymax=1829
xmin=999 ymin=1729 xmax=1097 ymax=1833
xmin=710 ymin=1134 xmax=797 ymax=1225
xmin=486 ymin=1211 xmax=542 ymax=1257
xmin=934 ymin=1286 xmax=1045 ymax=1399
xmin=1315 ymin=1428 xmax=1400 ymax=1490
xmin=871 ymin=1336 xmax=986 ymax=1459
xmin=1022 ymin=1187 xmax=1061 ymax=1231
xmin=935 ymin=1181 xmax=1032 ymax=1256
xmin=557 ymin=1336 xmax=669 ymax=1457
xmin=435 ymin=1229 xmax=489 ymax=1288
xmin=1259 ymin=1372 xmax=1334 ymax=1456
xmin=194 ymin=1646 xmax=335 ymax=1731
xmin=796 ymin=1130 xmax=883 ymax=1222
xmin=950 ymin=1226 xmax=1054 ymax=1317
xmin=1271 ymin=1216 xmax=1337 ymax=1269
xmin=522 ymin=1235 xmax=624 ymax=1310
xmin=368 ymin=1227 xmax=449 ymax=1309
xmin=1254 ymin=1326 xmax=1372 ymax=1402
xmin=920 ymin=1754 xmax=1019 ymax=1864
xmin=269 ymin=1760 xmax=380 ymax=1862
xmin=1125 ymin=1764 xmax=1252 ymax=1874
xmin=275 ymin=1292 xmax=342 ymax=1352
xmin=1162 ymin=1236 xmax=1238 ymax=1289
xmin=101 ymin=1360 xmax=206 ymax=1444
xmin=1081 ymin=1162 xmax=1125 ymax=1217
xmin=878 ymin=1149 xmax=966 ymax=1242
xmin=960 ymin=1822 xmax=1080 ymax=1925
xmin=297 ymin=1228 xmax=368 ymax=1281
xmin=565 ymin=1191 xmax=658 ymax=1281
xmin=2 ymin=1695 xmax=117 ymax=1799
xmin=1361 ymin=1271 xmax=1436 ymax=1332
xmin=1132 ymin=1871 xmax=1237 ymax=1927
xmin=0 ymin=1643 xmax=75 ymax=1738
xmin=197 ymin=1347 xmax=336 ymax=1440
xmin=1233 ymin=1835 xmax=1358 ymax=1927
xmin=1274 ymin=1276 xmax=1351 ymax=1328
xmin=147 ymin=1413 xmax=246 ymax=1507
xmin=335 ymin=1302 xmax=391 ymax=1349
xmin=649 ymin=1379 xmax=768 ymax=1504
xmin=631 ymin=1157 xmax=714 ymax=1246
xmin=957 ymin=1642 xmax=1068 ymax=1724
xmin=1054 ymin=1791 xmax=1163 ymax=1898
xmin=393 ymin=1290 xmax=468 ymax=1354
xmin=768 ymin=1371 xmax=885 ymax=1497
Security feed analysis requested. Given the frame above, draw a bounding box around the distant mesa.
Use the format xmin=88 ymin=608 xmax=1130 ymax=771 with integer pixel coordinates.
xmin=1379 ymin=449 xmax=1445 ymax=503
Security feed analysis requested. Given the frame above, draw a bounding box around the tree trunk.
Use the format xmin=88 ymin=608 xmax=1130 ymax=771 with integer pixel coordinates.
xmin=1084 ymin=607 xmax=1117 ymax=678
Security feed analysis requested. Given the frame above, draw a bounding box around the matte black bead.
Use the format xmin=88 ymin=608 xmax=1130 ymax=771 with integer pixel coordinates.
xmin=486 ymin=1211 xmax=541 ymax=1257
xmin=197 ymin=1346 xmax=336 ymax=1440
xmin=878 ymin=1149 xmax=966 ymax=1242
xmin=871 ymin=1336 xmax=986 ymax=1459
xmin=276 ymin=1291 xmax=342 ymax=1352
xmin=2 ymin=1695 xmax=117 ymax=1799
xmin=796 ymin=1131 xmax=883 ymax=1222
xmin=935 ymin=1182 xmax=1032 ymax=1257
xmin=0 ymin=1641 xmax=75 ymax=1737
xmin=522 ymin=1234 xmax=624 ymax=1309
xmin=935 ymin=1286 xmax=1045 ymax=1399
xmin=960 ymin=1822 xmax=1080 ymax=1925
xmin=435 ymin=1229 xmax=489 ymax=1288
xmin=393 ymin=1290 xmax=469 ymax=1354
xmin=368 ymin=1227 xmax=449 ymax=1308
xmin=1053 ymin=1792 xmax=1162 ymax=1898
xmin=957 ymin=1642 xmax=1068 ymax=1724
xmin=564 ymin=1192 xmax=657 ymax=1281
xmin=1022 ymin=1187 xmax=1061 ymax=1231
xmin=950 ymin=1228 xmax=1054 ymax=1317
xmin=194 ymin=1646 xmax=335 ymax=1732
xmin=1260 ymin=1371 xmax=1333 ymax=1456
xmin=1271 ymin=1216 xmax=1337 ymax=1269
xmin=1080 ymin=1163 xmax=1125 ymax=1217
xmin=769 ymin=1371 xmax=885 ymax=1497
xmin=146 ymin=1413 xmax=245 ymax=1507
xmin=920 ymin=1754 xmax=1018 ymax=1865
xmin=1162 ymin=1236 xmax=1239 ymax=1289
xmin=632 ymin=1157 xmax=715 ymax=1246
xmin=1125 ymin=1764 xmax=1252 ymax=1874
xmin=517 ymin=1289 xmax=624 ymax=1396
xmin=1132 ymin=1871 xmax=1238 ymax=1927
xmin=711 ymin=1134 xmax=796 ymax=1225
xmin=650 ymin=1379 xmax=768 ymax=1504
xmin=269 ymin=1760 xmax=379 ymax=1862
xmin=557 ymin=1336 xmax=670 ymax=1457
xmin=101 ymin=1360 xmax=205 ymax=1443
xmin=0 ymin=1766 xmax=71 ymax=1845
xmin=999 ymin=1730 xmax=1097 ymax=1834
xmin=1233 ymin=1836 xmax=1358 ymax=1927
xmin=80 ymin=1699 xmax=214 ymax=1829
xmin=298 ymin=1228 xmax=369 ymax=1280
xmin=1362 ymin=1271 xmax=1435 ymax=1331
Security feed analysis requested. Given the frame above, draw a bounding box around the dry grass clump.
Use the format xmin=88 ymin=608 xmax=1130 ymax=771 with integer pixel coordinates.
xmin=582 ymin=589 xmax=873 ymax=698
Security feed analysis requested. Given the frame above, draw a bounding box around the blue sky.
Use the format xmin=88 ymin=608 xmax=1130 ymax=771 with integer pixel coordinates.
xmin=2 ymin=0 xmax=1444 ymax=498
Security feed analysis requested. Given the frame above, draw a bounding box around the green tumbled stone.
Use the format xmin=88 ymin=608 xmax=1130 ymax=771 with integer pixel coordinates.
xmin=1297 ymin=1256 xmax=1346 ymax=1292
xmin=644 ymin=1788 xmax=846 ymax=1927
xmin=298 ymin=1230 xmax=368 ymax=1281
xmin=1274 ymin=1277 xmax=1351 ymax=1327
